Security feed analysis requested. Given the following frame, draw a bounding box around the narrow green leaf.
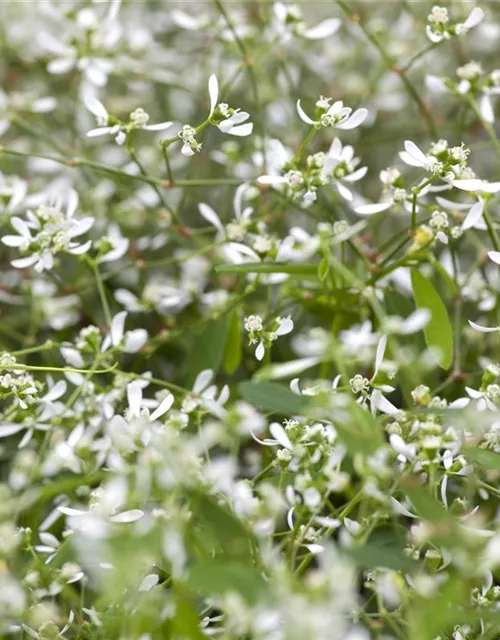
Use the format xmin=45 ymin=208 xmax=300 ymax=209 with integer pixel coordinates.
xmin=238 ymin=381 xmax=309 ymax=414
xmin=223 ymin=310 xmax=242 ymax=374
xmin=186 ymin=314 xmax=230 ymax=386
xmin=216 ymin=263 xmax=318 ymax=275
xmin=318 ymin=257 xmax=329 ymax=282
xmin=411 ymin=269 xmax=453 ymax=370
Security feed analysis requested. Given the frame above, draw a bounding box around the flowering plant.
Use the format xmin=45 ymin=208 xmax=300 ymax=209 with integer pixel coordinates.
xmin=0 ymin=2 xmax=500 ymax=639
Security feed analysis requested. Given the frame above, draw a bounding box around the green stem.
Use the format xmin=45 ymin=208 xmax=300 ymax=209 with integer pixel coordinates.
xmin=88 ymin=259 xmax=112 ymax=328
xmin=335 ymin=0 xmax=437 ymax=137
xmin=483 ymin=205 xmax=500 ymax=252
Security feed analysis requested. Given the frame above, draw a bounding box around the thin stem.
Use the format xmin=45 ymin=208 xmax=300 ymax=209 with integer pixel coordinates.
xmin=89 ymin=259 xmax=112 ymax=328
xmin=0 ymin=146 xmax=247 ymax=189
xmin=483 ymin=205 xmax=500 ymax=252
xmin=335 ymin=0 xmax=437 ymax=137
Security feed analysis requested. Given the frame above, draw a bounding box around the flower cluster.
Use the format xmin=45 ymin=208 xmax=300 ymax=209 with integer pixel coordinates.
xmin=0 ymin=1 xmax=499 ymax=639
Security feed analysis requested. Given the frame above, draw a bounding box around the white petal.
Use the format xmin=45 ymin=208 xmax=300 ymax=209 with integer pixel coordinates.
xmin=426 ymin=25 xmax=444 ymax=43
xmin=336 ymin=182 xmax=353 ymax=201
xmin=441 ymin=475 xmax=449 ymax=510
xmin=462 ymin=200 xmax=484 ymax=230
xmin=87 ymin=126 xmax=116 ymax=138
xmin=139 ymin=574 xmax=159 ymax=592
xmin=269 ymin=422 xmax=293 ymax=449
xmin=11 ymin=216 xmax=31 ymax=238
xmin=468 ymin=320 xmax=499 ymax=333
xmin=127 ymin=381 xmax=143 ymax=416
xmin=255 ymin=341 xmax=265 ymax=361
xmin=43 ymin=380 xmax=67 ymax=403
xmin=452 ymin=179 xmax=485 ymax=192
xmin=208 ymin=74 xmax=219 ymax=117
xmin=257 ymin=175 xmax=288 ymax=185
xmin=488 ymin=251 xmax=500 ymax=266
xmin=399 ymin=151 xmax=425 ymax=168
xmin=302 ymin=18 xmax=341 ymax=40
xmin=109 ymin=509 xmax=144 ymax=523
xmin=227 ymin=122 xmax=253 ymax=137
xmin=84 ymin=96 xmax=108 ymax=121
xmin=11 ymin=255 xmax=38 ymax=269
xmin=304 ymin=543 xmax=324 ymax=554
xmin=67 ymin=240 xmax=92 ymax=255
xmin=426 ymin=75 xmax=447 ymax=94
xmin=296 ymin=100 xmax=317 ymax=125
xmin=198 ymin=202 xmax=224 ymax=233
xmin=260 ymin=357 xmax=320 ymax=380
xmin=123 ymin=329 xmax=148 ymax=353
xmin=371 ymin=389 xmax=399 ymax=415
xmin=2 ymin=235 xmax=24 ymax=247
xmin=344 ymin=166 xmax=368 ymax=182
xmin=336 ymin=108 xmax=368 ymax=130
xmin=482 ymin=182 xmax=500 ymax=194
xmin=374 ymin=335 xmax=387 ymax=377
xmin=58 ymin=507 xmax=87 ymax=516
xmin=143 ymin=121 xmax=173 ymax=131
xmin=193 ymin=369 xmax=214 ymax=394
xmin=0 ymin=424 xmax=24 ymax=437
xmin=404 ymin=140 xmax=428 ymax=165
xmin=111 ymin=310 xmax=127 ymax=346
xmin=149 ymin=393 xmax=174 ymax=422
xmin=355 ymin=202 xmax=391 ymax=215
xmin=463 ymin=7 xmax=484 ymax=29
xmin=275 ymin=318 xmax=293 ymax=336
xmin=480 ymin=94 xmax=495 ymax=124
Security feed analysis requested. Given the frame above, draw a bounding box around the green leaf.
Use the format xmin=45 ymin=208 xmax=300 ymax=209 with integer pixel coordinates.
xmin=318 ymin=257 xmax=329 ymax=282
xmin=411 ymin=269 xmax=453 ymax=370
xmin=216 ymin=263 xmax=318 ymax=276
xmin=187 ymin=559 xmax=266 ymax=605
xmin=464 ymin=447 xmax=500 ymax=470
xmin=238 ymin=381 xmax=309 ymax=415
xmin=346 ymin=542 xmax=417 ymax=573
xmin=223 ymin=310 xmax=242 ymax=374
xmin=186 ymin=314 xmax=230 ymax=386
xmin=402 ymin=481 xmax=460 ymax=547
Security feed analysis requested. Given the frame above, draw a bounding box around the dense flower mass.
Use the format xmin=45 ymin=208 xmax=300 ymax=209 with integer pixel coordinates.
xmin=1 ymin=1 xmax=500 ymax=639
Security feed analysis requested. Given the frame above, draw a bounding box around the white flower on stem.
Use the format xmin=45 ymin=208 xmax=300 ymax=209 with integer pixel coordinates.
xmin=207 ymin=75 xmax=253 ymax=137
xmin=273 ymin=3 xmax=341 ymax=43
xmin=85 ymin=96 xmax=172 ymax=145
xmin=455 ymin=7 xmax=485 ymax=35
xmin=321 ymin=137 xmax=368 ymax=201
xmin=182 ymin=369 xmax=229 ymax=419
xmin=426 ymin=6 xmax=484 ymax=43
xmin=58 ymin=478 xmax=144 ymax=538
xmin=399 ymin=140 xmax=442 ymax=173
xmin=296 ymin=98 xmax=368 ymax=130
xmin=96 ymin=223 xmax=129 ymax=263
xmin=101 ymin=311 xmax=148 ymax=353
xmin=2 ymin=189 xmax=93 ymax=273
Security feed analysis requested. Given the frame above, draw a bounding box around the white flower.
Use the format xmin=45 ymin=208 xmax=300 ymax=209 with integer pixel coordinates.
xmin=296 ymin=98 xmax=368 ymax=130
xmin=208 ymin=75 xmax=253 ymax=136
xmin=273 ymin=3 xmax=341 ymax=43
xmin=2 ymin=189 xmax=93 ymax=273
xmin=84 ymin=96 xmax=172 ymax=145
xmin=101 ymin=311 xmax=148 ymax=353
xmin=399 ymin=140 xmax=442 ymax=173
